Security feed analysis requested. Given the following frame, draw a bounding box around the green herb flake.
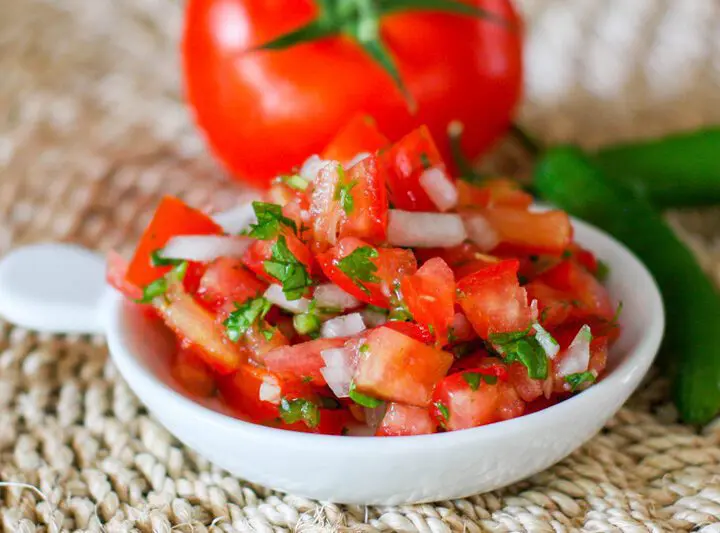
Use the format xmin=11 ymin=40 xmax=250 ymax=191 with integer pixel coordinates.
xmin=348 ymin=381 xmax=382 ymax=408
xmin=366 ymin=304 xmax=388 ymax=316
xmin=137 ymin=278 xmax=168 ymax=304
xmin=435 ymin=401 xmax=450 ymax=421
xmin=150 ymin=248 xmax=183 ymax=267
xmin=334 ymin=166 xmax=358 ymax=215
xmin=561 ymin=249 xmax=573 ymax=259
xmin=264 ymin=235 xmax=314 ymax=300
xmin=595 ymin=260 xmax=610 ymax=282
xmin=462 ymin=372 xmax=497 ymax=391
xmin=565 ymin=371 xmax=596 ymax=392
xmin=336 ymin=246 xmax=380 ymax=295
xmin=293 ymin=311 xmax=321 ymax=336
xmin=419 ymin=152 xmax=432 ymax=169
xmin=261 ymin=328 xmax=276 ymax=341
xmin=282 ymin=174 xmax=309 ymax=191
xmin=359 ymin=343 xmax=370 ymax=354
xmin=491 ymin=329 xmax=548 ymax=380
xmin=223 ymin=296 xmax=272 ymax=342
xmin=249 ymin=202 xmax=297 ymax=240
xmin=278 ymin=398 xmax=320 ymax=428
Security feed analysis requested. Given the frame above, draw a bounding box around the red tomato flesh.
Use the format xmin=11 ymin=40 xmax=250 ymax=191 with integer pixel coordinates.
xmin=197 ymin=258 xmax=266 ymax=311
xmin=376 ymin=403 xmax=435 ymax=436
xmin=539 ymin=260 xmax=614 ymax=320
xmin=483 ymin=208 xmax=573 ymax=256
xmin=262 ymin=337 xmax=348 ymax=384
xmin=322 ymin=113 xmax=390 ymax=163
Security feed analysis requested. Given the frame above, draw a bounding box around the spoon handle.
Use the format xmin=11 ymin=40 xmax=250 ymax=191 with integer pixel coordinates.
xmin=0 ymin=243 xmax=107 ymax=334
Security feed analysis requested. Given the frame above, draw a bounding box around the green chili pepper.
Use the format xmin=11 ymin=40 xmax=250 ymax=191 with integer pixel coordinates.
xmin=595 ymin=128 xmax=720 ymax=208
xmin=534 ymin=145 xmax=720 ymax=424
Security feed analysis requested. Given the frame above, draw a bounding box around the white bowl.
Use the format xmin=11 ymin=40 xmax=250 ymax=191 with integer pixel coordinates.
xmin=99 ymin=216 xmax=663 ymax=505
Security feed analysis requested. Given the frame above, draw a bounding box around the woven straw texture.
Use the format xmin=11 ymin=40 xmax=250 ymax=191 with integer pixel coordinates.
xmin=1 ymin=0 xmax=720 ymax=531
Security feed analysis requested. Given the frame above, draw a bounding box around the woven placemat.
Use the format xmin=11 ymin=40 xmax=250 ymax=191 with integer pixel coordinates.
xmin=1 ymin=0 xmax=720 ymax=531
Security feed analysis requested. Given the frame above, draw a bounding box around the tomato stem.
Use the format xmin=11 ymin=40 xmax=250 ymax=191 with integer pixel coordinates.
xmin=510 ymin=124 xmax=543 ymax=157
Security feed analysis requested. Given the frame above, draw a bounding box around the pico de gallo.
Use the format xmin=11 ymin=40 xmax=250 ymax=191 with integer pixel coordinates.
xmin=107 ymin=118 xmax=620 ymax=437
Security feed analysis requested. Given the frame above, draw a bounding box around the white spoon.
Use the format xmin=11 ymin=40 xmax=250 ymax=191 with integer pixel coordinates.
xmin=0 ymin=217 xmax=664 ymax=505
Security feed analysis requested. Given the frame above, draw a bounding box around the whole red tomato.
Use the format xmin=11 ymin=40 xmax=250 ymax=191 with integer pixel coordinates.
xmin=183 ymin=0 xmax=522 ymax=188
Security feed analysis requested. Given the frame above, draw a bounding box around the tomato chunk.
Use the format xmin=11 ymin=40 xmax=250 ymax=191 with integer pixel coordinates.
xmin=382 ymin=321 xmax=434 ymax=345
xmin=106 ymin=250 xmax=142 ymax=300
xmin=401 ymin=257 xmax=455 ymax=345
xmin=242 ymin=232 xmax=314 ymax=286
xmin=337 ymin=155 xmax=388 ymax=244
xmin=263 ymin=337 xmax=348 ymax=384
xmin=457 ymin=259 xmax=533 ymax=340
xmin=431 ymin=370 xmax=501 ymax=430
xmin=127 ymin=196 xmax=222 ymax=287
xmin=322 ymin=114 xmax=389 ymax=163
xmin=539 ymin=260 xmax=614 ymax=320
xmin=376 ymin=403 xmax=435 ymax=436
xmin=382 ymin=125 xmax=448 ymax=212
xmin=525 ymin=280 xmax=573 ymax=328
xmin=483 ymin=208 xmax=573 ymax=256
xmin=456 ymin=178 xmax=532 ymax=211
xmin=197 ymin=258 xmax=266 ymax=310
xmin=354 ymin=327 xmax=453 ymax=406
xmin=415 ymin=243 xmax=499 ymax=280
xmin=171 ymin=346 xmax=215 ymax=397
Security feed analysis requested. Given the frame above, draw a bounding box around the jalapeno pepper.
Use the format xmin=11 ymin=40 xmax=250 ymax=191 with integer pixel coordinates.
xmin=534 ymin=145 xmax=720 ymax=424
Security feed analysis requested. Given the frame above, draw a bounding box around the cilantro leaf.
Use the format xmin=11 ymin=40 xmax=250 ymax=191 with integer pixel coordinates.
xmin=150 ymin=249 xmax=183 ymax=267
xmin=223 ymin=296 xmax=272 ymax=342
xmin=281 ymin=174 xmax=309 ymax=191
xmin=565 ymin=371 xmax=596 ymax=392
xmin=336 ymin=246 xmax=380 ymax=295
xmin=595 ymin=259 xmax=610 ymax=282
xmin=279 ymin=398 xmax=320 ymax=428
xmin=348 ymin=381 xmax=382 ymax=408
xmin=491 ymin=330 xmax=548 ymax=380
xmin=249 ymin=202 xmax=297 ymax=240
xmin=334 ymin=170 xmax=358 ymax=215
xmin=137 ymin=278 xmax=167 ymax=304
xmin=419 ymin=152 xmax=432 ymax=169
xmin=263 ymin=236 xmax=313 ymax=300
xmin=462 ymin=372 xmax=498 ymax=391
xmin=435 ymin=401 xmax=450 ymax=421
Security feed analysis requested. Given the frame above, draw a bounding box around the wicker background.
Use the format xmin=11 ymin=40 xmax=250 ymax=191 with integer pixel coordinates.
xmin=1 ymin=0 xmax=720 ymax=531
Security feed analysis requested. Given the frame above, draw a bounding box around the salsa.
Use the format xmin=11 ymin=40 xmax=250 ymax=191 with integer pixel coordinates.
xmin=108 ymin=119 xmax=619 ymax=436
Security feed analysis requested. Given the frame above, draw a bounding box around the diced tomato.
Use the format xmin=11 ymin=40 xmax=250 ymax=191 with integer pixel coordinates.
xmin=171 ymin=346 xmax=215 ymax=397
xmin=309 ymin=163 xmax=344 ymax=251
xmin=481 ymin=178 xmax=534 ymax=209
xmin=525 ymin=280 xmax=573 ymax=328
xmin=456 ymin=181 xmax=492 ymax=210
xmin=457 ymin=259 xmax=533 ymax=340
xmin=497 ymin=381 xmax=526 ymax=420
xmin=416 ymin=243 xmax=499 ymax=280
xmin=315 ymin=408 xmax=353 ymax=435
xmin=401 ymin=257 xmax=455 ymax=345
xmin=242 ymin=232 xmax=315 ymax=285
xmin=316 ymin=238 xmax=417 ymax=308
xmin=448 ymin=312 xmax=477 ymax=343
xmin=322 ymin=113 xmax=390 ymax=163
xmin=218 ymin=364 xmax=316 ymax=425
xmin=483 ymin=208 xmax=573 ymax=256
xmin=376 ymin=403 xmax=435 ymax=436
xmin=337 ymin=155 xmax=388 ymax=244
xmin=382 ymin=125 xmax=448 ymax=212
xmin=197 ymin=258 xmax=266 ymax=310
xmin=551 ymin=331 xmax=609 ymax=394
xmin=382 ymin=322 xmax=434 ymax=345
xmin=431 ymin=370 xmax=501 ymax=430
xmin=263 ymin=337 xmax=348 ymax=384
xmin=106 ymin=250 xmax=143 ymax=300
xmin=449 ymin=352 xmax=509 ymax=378
xmin=243 ymin=324 xmax=290 ymax=364
xmin=566 ymin=243 xmax=598 ymax=274
xmin=508 ymin=362 xmax=544 ymax=402
xmin=355 ymin=327 xmax=453 ymax=406
xmin=539 ymin=260 xmax=614 ymax=320
xmin=155 ymin=285 xmax=246 ymax=374
xmin=126 ymin=196 xmax=222 ymax=287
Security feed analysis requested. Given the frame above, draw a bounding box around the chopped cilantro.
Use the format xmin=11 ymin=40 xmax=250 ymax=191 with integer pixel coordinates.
xmin=137 ymin=278 xmax=168 ymax=304
xmin=435 ymin=401 xmax=450 ymax=421
xmin=341 ymin=427 xmax=350 ymax=436
xmin=595 ymin=260 xmax=610 ymax=282
xmin=419 ymin=152 xmax=432 ymax=169
xmin=565 ymin=371 xmax=596 ymax=392
xmin=319 ymin=396 xmax=342 ymax=410
xmin=490 ymin=329 xmax=548 ymax=380
xmin=561 ymin=249 xmax=572 ymax=259
xmin=334 ymin=165 xmax=357 ymax=214
xmin=518 ymin=274 xmax=529 ymax=285
xmin=261 ymin=328 xmax=276 ymax=341
xmin=336 ymin=246 xmax=379 ymax=295
xmin=223 ymin=296 xmax=272 ymax=342
xmin=302 ymin=376 xmax=313 ymax=384
xmin=447 ymin=328 xmax=458 ymax=343
xmin=150 ymin=249 xmax=183 ymax=267
xmin=462 ymin=372 xmax=498 ymax=391
xmin=366 ymin=304 xmax=388 ymax=316
xmin=359 ymin=343 xmax=370 ymax=354
xmin=264 ymin=236 xmax=313 ymax=300
xmin=348 ymin=381 xmax=382 ymax=408
xmin=281 ymin=174 xmax=309 ymax=191
xmin=293 ymin=311 xmax=321 ymax=336
xmin=278 ymin=398 xmax=320 ymax=428
xmin=249 ymin=202 xmax=297 ymax=240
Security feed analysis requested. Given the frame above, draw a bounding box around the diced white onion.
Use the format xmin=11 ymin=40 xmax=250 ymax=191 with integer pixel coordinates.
xmin=557 ymin=325 xmax=592 ymax=376
xmin=533 ymin=322 xmax=560 ymax=359
xmin=346 ymin=152 xmax=371 ymax=168
xmin=320 ymin=347 xmax=355 ymax=398
xmin=161 ymin=235 xmax=253 ymax=262
xmin=259 ymin=376 xmax=281 ymax=404
xmin=263 ymin=284 xmax=311 ymax=314
xmin=463 ymin=214 xmax=500 ymax=252
xmin=321 ymin=313 xmax=366 ymax=339
xmin=212 ymin=202 xmax=257 ymax=234
xmin=387 ymin=210 xmax=466 ymax=248
xmin=314 ymin=284 xmax=361 ymax=311
xmin=364 ymin=403 xmax=387 ymax=430
xmin=300 ymin=155 xmax=335 ymax=182
xmin=362 ymin=308 xmax=388 ymax=328
xmin=419 ymin=167 xmax=458 ymax=212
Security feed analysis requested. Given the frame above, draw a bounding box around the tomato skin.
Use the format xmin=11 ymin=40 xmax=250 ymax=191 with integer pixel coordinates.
xmin=106 ymin=250 xmax=143 ymax=300
xmin=483 ymin=208 xmax=573 ymax=256
xmin=416 ymin=242 xmax=499 ymax=280
xmin=401 ymin=257 xmax=456 ymax=345
xmin=171 ymin=346 xmax=216 ymax=397
xmin=197 ymin=258 xmax=266 ymax=310
xmin=126 ymin=196 xmax=222 ymax=287
xmin=376 ymin=403 xmax=435 ymax=436
xmin=457 ymin=178 xmax=533 ymax=211
xmin=456 ymin=259 xmax=533 ymax=340
xmin=182 ymin=0 xmax=522 ymax=187
xmin=262 ymin=337 xmax=348 ymax=384
xmin=431 ymin=370 xmax=501 ymax=430
xmin=355 ymin=327 xmax=453 ymax=406
xmin=338 ymin=155 xmax=388 ymax=245
xmin=525 ymin=280 xmax=573 ymax=328
xmin=382 ymin=322 xmax=434 ymax=345
xmin=539 ymin=260 xmax=614 ymax=320
xmin=508 ymin=362 xmax=544 ymax=402
xmin=322 ymin=113 xmax=390 ymax=163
